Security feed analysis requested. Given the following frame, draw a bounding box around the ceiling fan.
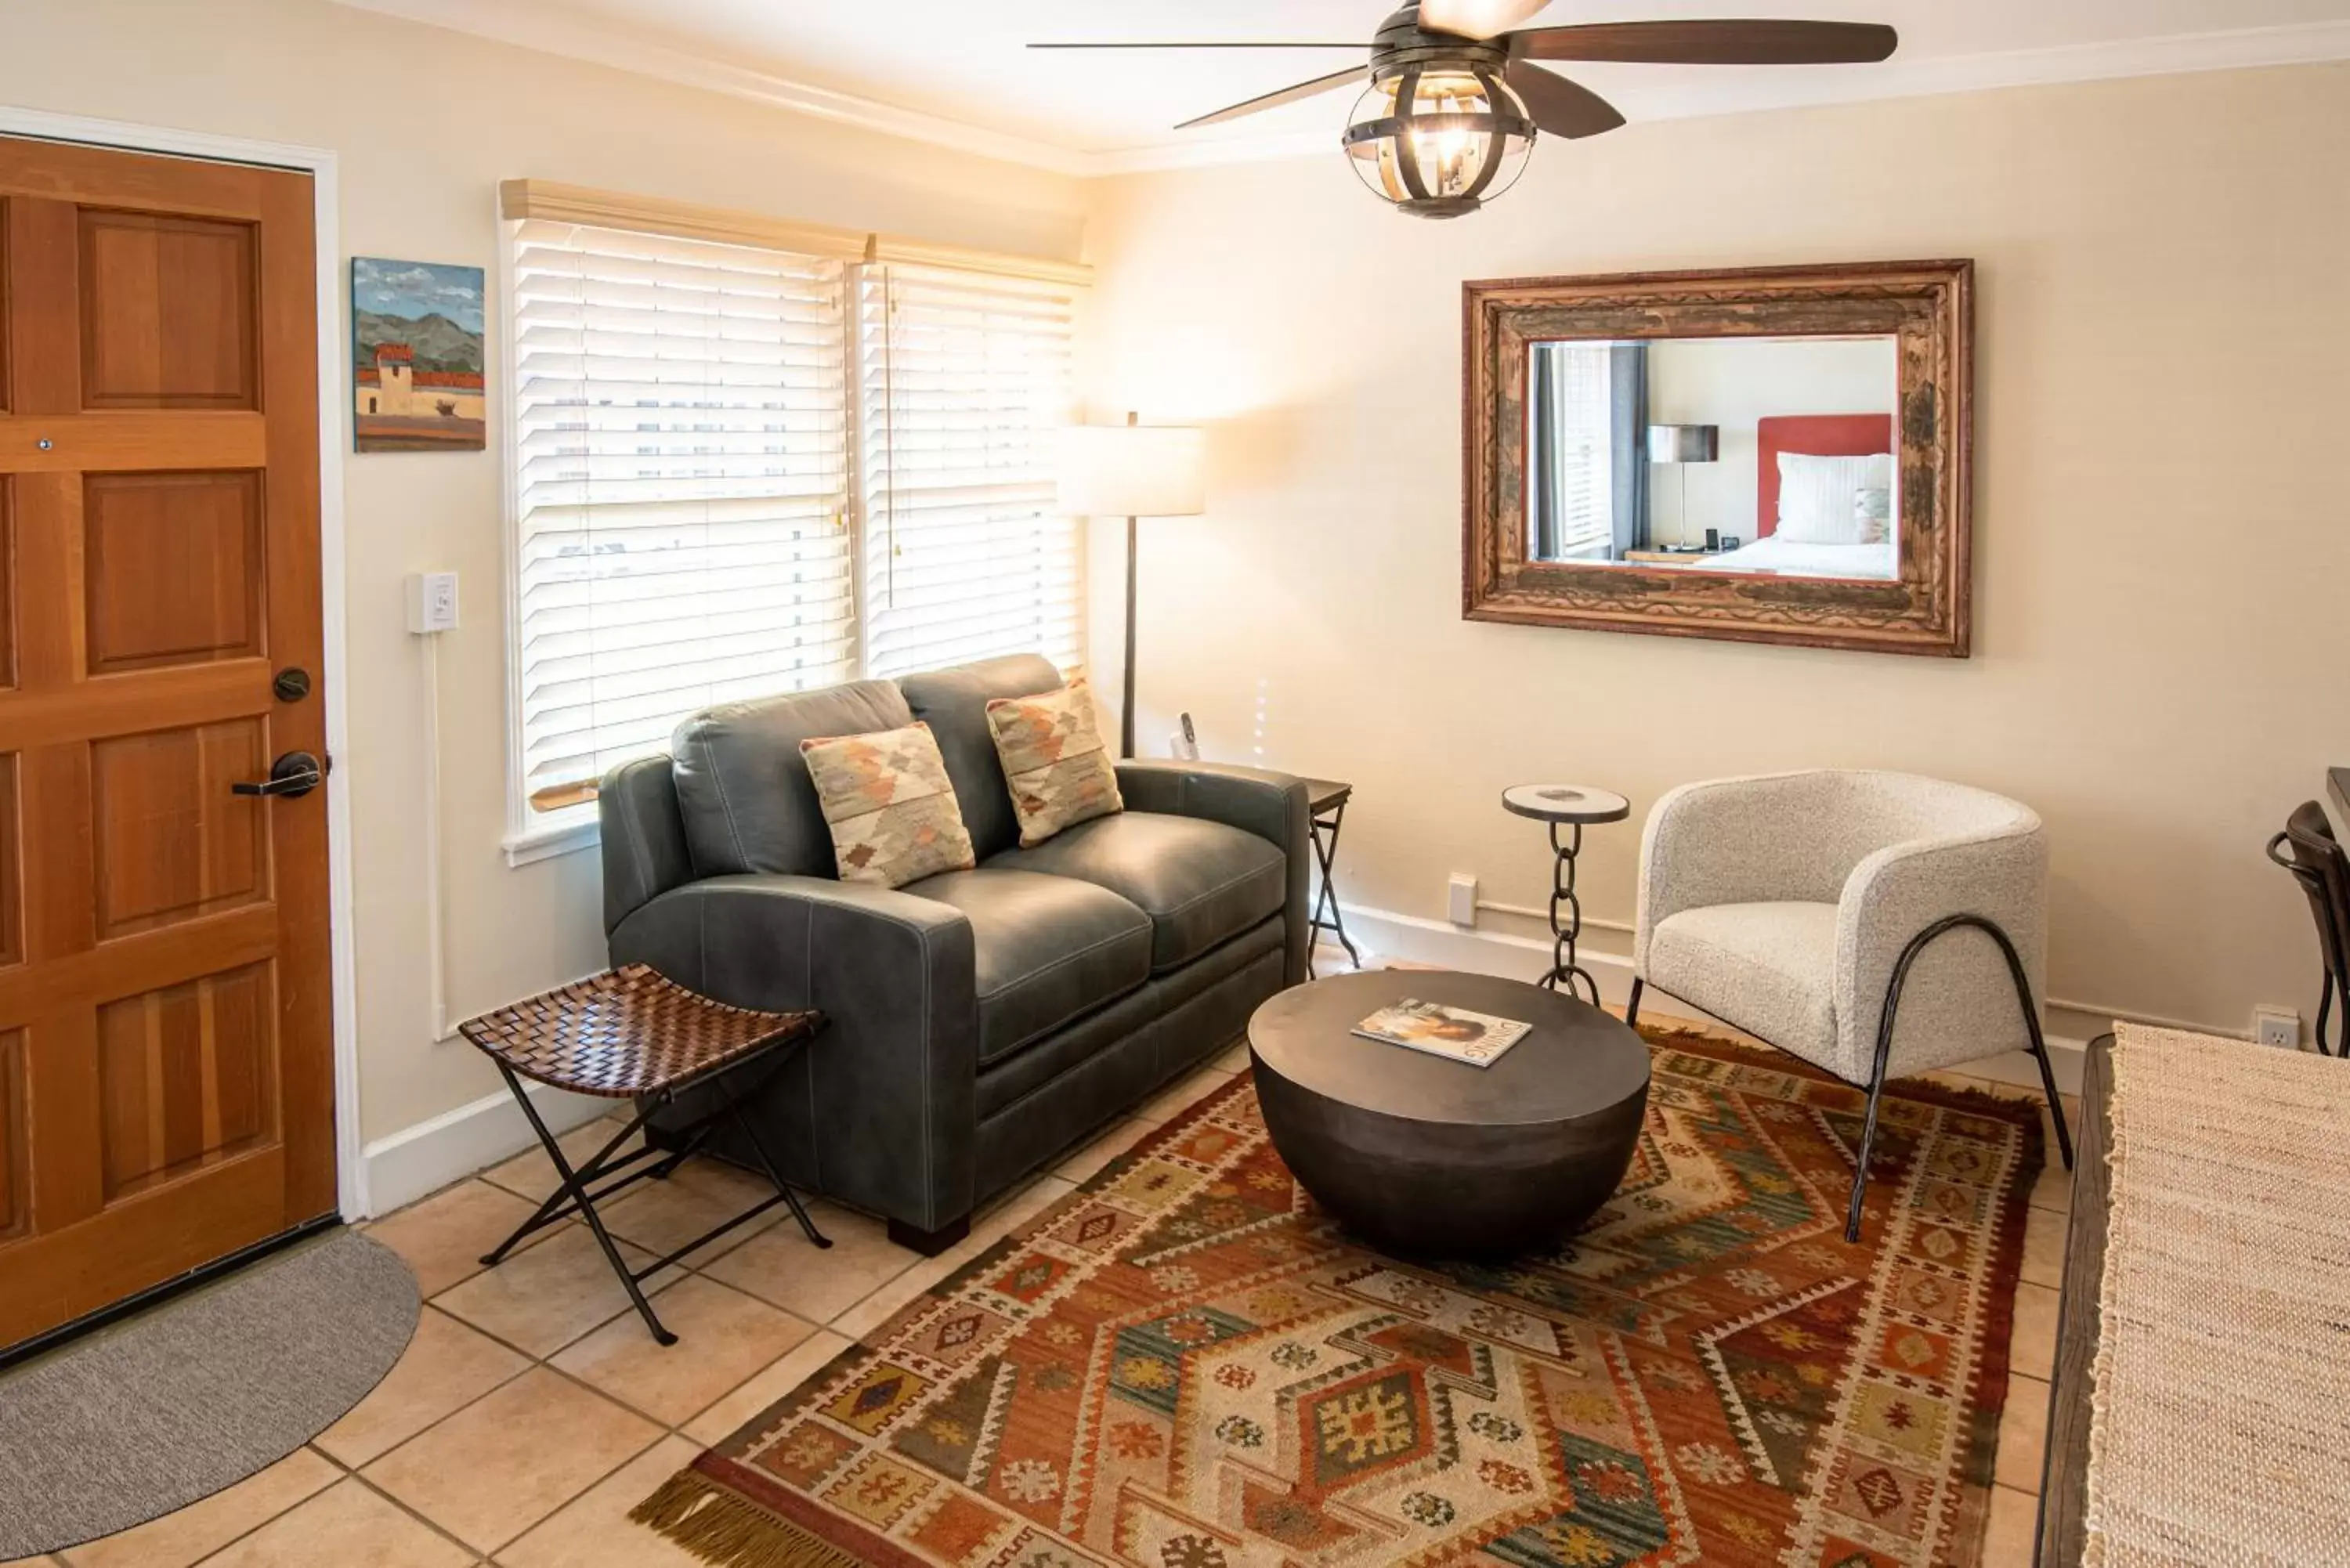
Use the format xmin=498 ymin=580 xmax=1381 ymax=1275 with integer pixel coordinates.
xmin=1032 ymin=3 xmax=1898 ymax=218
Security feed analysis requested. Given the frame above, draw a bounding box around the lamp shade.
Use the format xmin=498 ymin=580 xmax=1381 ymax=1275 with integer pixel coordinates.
xmin=1057 ymin=424 xmax=1206 ymax=518
xmin=1647 ymin=424 xmax=1720 ymax=464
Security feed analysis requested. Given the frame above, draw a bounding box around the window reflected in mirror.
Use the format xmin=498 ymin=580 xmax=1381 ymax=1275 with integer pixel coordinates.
xmin=1526 ymin=334 xmax=1899 ymax=581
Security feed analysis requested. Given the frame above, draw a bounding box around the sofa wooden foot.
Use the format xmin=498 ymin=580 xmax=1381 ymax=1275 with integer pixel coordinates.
xmin=889 ymin=1215 xmax=971 ymax=1257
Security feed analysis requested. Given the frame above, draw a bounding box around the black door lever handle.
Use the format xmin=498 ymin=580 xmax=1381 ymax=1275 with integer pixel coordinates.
xmin=233 ymin=750 xmax=324 ymax=800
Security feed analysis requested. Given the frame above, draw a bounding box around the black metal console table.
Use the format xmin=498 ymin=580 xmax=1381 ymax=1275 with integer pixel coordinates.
xmin=1502 ymin=783 xmax=1630 ymax=1004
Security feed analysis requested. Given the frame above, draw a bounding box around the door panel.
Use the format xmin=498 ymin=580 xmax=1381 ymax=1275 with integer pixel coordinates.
xmin=0 ymin=1029 xmax=24 ymax=1239
xmin=0 ymin=482 xmax=16 ymax=689
xmin=77 ymin=210 xmax=260 ymax=410
xmin=85 ymin=470 xmax=266 ymax=673
xmin=92 ymin=719 xmax=270 ymax=938
xmin=0 ymin=136 xmax=329 ymax=1349
xmin=96 ymin=961 xmax=275 ymax=1201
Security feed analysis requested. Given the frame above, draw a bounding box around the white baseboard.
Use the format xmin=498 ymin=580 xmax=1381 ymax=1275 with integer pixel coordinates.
xmin=1329 ymin=901 xmax=2086 ymax=1097
xmin=360 ymin=1080 xmax=613 ymax=1217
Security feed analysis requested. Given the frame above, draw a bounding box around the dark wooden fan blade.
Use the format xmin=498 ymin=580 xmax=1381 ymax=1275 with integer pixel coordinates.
xmin=1513 ymin=20 xmax=1898 ymax=65
xmin=1029 ymin=42 xmax=1364 ymax=49
xmin=1418 ymin=0 xmax=1552 ymax=42
xmin=1505 ymin=61 xmax=1627 ymax=139
xmin=1177 ymin=65 xmax=1368 ymax=129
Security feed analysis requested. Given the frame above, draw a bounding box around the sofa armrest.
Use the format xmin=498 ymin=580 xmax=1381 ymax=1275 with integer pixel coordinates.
xmin=1117 ymin=761 xmax=1312 ymax=985
xmin=609 ymin=874 xmax=980 ymax=1232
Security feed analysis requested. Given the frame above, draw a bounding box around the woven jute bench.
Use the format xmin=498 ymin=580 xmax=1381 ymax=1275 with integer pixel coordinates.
xmin=459 ymin=964 xmax=831 ymax=1345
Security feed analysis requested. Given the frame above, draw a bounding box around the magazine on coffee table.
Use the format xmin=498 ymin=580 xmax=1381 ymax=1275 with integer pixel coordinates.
xmin=1352 ymin=999 xmax=1531 ymax=1068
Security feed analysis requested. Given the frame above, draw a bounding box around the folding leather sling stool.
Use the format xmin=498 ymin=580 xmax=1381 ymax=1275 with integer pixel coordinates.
xmin=459 ymin=963 xmax=831 ymax=1344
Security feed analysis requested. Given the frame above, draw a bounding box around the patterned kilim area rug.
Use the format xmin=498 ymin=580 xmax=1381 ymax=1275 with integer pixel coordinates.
xmin=634 ymin=1028 xmax=2043 ymax=1568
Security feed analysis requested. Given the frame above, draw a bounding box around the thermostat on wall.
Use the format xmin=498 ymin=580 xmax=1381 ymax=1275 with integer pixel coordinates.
xmin=407 ymin=571 xmax=460 ymax=634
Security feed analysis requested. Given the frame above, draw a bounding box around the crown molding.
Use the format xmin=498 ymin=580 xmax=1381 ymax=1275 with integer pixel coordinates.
xmin=327 ymin=0 xmax=1096 ymax=176
xmin=1089 ymin=18 xmax=2350 ymax=173
xmin=331 ymin=1 xmax=2350 ymax=181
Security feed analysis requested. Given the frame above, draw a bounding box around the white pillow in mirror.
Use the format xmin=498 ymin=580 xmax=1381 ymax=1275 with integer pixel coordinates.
xmin=1777 ymin=451 xmax=1894 ymax=544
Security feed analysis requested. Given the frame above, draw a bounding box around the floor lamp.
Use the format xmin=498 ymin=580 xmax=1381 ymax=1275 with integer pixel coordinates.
xmin=1057 ymin=414 xmax=1206 ymax=757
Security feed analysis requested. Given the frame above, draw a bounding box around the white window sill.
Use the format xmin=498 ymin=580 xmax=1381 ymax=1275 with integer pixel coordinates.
xmin=502 ymin=818 xmax=599 ymax=868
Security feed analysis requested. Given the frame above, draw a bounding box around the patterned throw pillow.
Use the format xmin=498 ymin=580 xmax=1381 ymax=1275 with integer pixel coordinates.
xmin=797 ymin=722 xmax=976 ymax=888
xmin=1853 ymin=485 xmax=1893 ymax=544
xmin=985 ymin=680 xmax=1124 ymax=848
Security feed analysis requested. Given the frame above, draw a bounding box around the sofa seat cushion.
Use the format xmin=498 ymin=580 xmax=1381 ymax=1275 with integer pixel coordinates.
xmin=1647 ymin=901 xmax=1842 ymax=1075
xmin=986 ymin=811 xmax=1284 ymax=973
xmin=901 ymin=867 xmax=1152 ymax=1065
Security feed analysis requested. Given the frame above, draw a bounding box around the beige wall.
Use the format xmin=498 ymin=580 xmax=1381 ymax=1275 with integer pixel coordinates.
xmin=0 ymin=0 xmax=1088 ymax=1143
xmin=1083 ymin=62 xmax=2350 ymax=1042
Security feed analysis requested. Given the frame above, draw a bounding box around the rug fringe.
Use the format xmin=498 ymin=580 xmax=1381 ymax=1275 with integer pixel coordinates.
xmin=628 ymin=1470 xmax=863 ymax=1568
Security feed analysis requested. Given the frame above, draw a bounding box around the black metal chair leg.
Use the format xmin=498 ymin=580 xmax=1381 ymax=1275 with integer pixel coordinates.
xmin=1993 ymin=929 xmax=2075 ymax=1172
xmin=480 ymin=1107 xmax=662 ymax=1266
xmin=2023 ymin=1028 xmax=2076 ymax=1172
xmin=497 ymin=1064 xmax=675 ymax=1345
xmin=1844 ymin=1062 xmax=1891 ymax=1243
xmin=1625 ymin=977 xmax=1644 ymax=1028
xmin=2318 ymin=970 xmax=2337 ymax=1059
xmin=1849 ymin=912 xmax=2072 ymax=1242
xmin=713 ymin=1075 xmax=832 ymax=1252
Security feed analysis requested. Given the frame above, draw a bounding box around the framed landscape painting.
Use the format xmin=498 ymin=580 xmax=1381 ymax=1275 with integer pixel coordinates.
xmin=351 ymin=257 xmax=486 ymax=452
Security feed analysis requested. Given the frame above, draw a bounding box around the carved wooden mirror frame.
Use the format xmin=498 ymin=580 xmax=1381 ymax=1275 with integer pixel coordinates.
xmin=1463 ymin=259 xmax=1973 ymax=656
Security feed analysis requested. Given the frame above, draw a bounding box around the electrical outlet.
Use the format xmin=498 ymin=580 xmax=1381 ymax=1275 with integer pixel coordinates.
xmin=407 ymin=571 xmax=460 ymax=634
xmin=1447 ymin=874 xmax=1478 ymax=927
xmin=2253 ymin=1006 xmax=2301 ymax=1050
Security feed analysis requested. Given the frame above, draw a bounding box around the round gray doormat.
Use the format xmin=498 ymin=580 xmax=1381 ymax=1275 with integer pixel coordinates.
xmin=0 ymin=1227 xmax=418 ymax=1556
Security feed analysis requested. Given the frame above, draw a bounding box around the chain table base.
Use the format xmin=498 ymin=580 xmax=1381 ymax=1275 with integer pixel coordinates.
xmin=1538 ymin=818 xmax=1600 ymax=1004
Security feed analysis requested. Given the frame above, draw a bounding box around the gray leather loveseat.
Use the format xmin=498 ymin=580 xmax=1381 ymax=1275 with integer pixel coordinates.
xmin=597 ymin=655 xmax=1309 ymax=1253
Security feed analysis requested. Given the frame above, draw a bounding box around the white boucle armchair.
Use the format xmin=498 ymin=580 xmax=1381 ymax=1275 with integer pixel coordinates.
xmin=1628 ymin=770 xmax=2073 ymax=1240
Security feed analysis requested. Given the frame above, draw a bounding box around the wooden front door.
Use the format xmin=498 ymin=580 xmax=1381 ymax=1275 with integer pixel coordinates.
xmin=0 ymin=136 xmax=334 ymax=1349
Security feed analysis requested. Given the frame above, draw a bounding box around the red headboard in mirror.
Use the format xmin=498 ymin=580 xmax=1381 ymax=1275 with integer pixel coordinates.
xmin=1756 ymin=414 xmax=1894 ymax=537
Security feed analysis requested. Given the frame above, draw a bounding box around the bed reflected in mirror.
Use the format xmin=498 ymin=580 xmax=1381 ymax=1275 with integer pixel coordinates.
xmin=1525 ymin=334 xmax=1900 ymax=581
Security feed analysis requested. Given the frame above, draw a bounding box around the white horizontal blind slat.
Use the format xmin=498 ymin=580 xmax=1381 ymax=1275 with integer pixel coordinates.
xmin=513 ymin=219 xmax=854 ymax=811
xmin=859 ymin=263 xmax=1085 ymax=684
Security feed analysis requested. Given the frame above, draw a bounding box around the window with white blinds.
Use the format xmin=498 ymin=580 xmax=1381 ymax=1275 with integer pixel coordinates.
xmin=1545 ymin=342 xmax=1616 ymax=558
xmin=509 ymin=220 xmax=854 ymax=818
xmin=854 ymin=265 xmax=1083 ymax=680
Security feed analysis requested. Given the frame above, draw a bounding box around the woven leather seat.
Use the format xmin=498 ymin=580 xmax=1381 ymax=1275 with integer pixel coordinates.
xmin=459 ymin=963 xmax=820 ymax=1098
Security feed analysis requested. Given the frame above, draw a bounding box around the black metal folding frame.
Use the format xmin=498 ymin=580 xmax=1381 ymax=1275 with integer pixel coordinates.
xmin=1627 ymin=912 xmax=2074 ymax=1243
xmin=477 ymin=1035 xmax=830 ymax=1345
xmin=1307 ymin=791 xmax=1360 ymax=977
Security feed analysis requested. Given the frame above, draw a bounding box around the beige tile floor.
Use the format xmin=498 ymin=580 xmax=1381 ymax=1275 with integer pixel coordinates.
xmin=14 ymin=970 xmax=2079 ymax=1567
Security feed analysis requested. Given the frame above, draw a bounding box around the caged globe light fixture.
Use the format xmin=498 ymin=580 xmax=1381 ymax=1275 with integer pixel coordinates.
xmin=1031 ymin=4 xmax=1901 ymax=223
xmin=1343 ymin=60 xmax=1536 ymax=219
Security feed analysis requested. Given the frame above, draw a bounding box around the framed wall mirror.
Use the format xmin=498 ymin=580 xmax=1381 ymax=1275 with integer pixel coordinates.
xmin=1463 ymin=260 xmax=1972 ymax=656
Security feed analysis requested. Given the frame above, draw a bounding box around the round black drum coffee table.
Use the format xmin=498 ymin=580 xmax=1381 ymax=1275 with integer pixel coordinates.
xmin=1248 ymin=969 xmax=1650 ymax=1259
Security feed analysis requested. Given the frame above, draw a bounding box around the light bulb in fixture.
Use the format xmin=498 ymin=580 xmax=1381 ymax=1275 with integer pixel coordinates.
xmin=1343 ymin=62 xmax=1535 ymax=219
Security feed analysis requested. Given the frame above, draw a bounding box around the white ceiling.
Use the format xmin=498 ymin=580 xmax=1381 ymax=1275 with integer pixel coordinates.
xmin=336 ymin=0 xmax=2350 ymax=171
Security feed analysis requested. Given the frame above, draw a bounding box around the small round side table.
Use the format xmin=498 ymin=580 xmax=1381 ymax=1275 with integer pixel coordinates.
xmin=1502 ymin=783 xmax=1630 ymax=1005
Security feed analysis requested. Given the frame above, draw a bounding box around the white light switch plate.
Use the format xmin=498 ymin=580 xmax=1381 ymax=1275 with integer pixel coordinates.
xmin=1447 ymin=874 xmax=1478 ymax=927
xmin=407 ymin=571 xmax=459 ymax=634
